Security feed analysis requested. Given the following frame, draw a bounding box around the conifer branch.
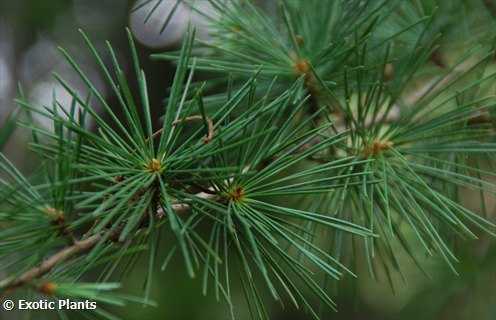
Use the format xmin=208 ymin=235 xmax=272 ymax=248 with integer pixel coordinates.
xmin=4 ymin=2 xmax=496 ymax=318
xmin=0 ymin=192 xmax=217 ymax=295
xmin=1 ymin=234 xmax=102 ymax=294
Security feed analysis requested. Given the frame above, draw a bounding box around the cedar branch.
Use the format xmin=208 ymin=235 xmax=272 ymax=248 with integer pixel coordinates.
xmin=0 ymin=193 xmax=216 ymax=295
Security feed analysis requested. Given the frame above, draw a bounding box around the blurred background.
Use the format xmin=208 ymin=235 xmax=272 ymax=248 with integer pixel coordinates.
xmin=1 ymin=0 xmax=496 ymax=319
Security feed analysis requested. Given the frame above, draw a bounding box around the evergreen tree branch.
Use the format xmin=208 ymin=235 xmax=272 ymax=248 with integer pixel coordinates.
xmin=0 ymin=192 xmax=217 ymax=295
xmin=1 ymin=233 xmax=102 ymax=294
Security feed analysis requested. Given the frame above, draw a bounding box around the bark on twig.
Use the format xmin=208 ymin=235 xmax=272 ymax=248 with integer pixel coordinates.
xmin=147 ymin=115 xmax=215 ymax=144
xmin=173 ymin=115 xmax=215 ymax=144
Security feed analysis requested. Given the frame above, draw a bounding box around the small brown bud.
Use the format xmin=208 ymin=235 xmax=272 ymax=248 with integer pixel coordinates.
xmin=226 ymin=186 xmax=245 ymax=203
xmin=146 ymin=158 xmax=163 ymax=173
xmin=293 ymin=58 xmax=311 ymax=75
xmin=44 ymin=207 xmax=64 ymax=223
xmin=363 ymin=139 xmax=393 ymax=158
xmin=39 ymin=282 xmax=58 ymax=295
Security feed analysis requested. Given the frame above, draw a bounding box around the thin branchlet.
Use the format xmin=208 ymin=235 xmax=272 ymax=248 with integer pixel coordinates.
xmin=1 ymin=234 xmax=102 ymax=294
xmin=0 ymin=192 xmax=217 ymax=295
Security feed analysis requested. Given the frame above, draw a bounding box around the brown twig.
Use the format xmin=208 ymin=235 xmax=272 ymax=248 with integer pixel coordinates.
xmin=173 ymin=115 xmax=215 ymax=144
xmin=146 ymin=115 xmax=215 ymax=144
